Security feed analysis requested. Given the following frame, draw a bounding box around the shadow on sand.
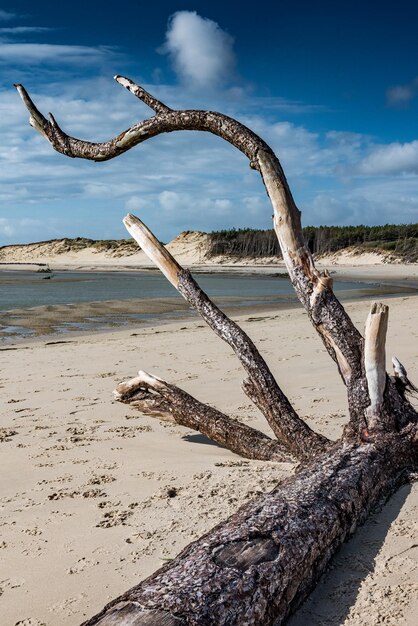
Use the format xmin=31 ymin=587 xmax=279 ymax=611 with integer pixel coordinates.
xmin=182 ymin=433 xmax=226 ymax=448
xmin=288 ymin=483 xmax=413 ymax=625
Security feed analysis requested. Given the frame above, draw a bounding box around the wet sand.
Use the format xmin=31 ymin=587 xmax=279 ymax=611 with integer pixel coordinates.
xmin=1 ymin=266 xmax=416 ymax=341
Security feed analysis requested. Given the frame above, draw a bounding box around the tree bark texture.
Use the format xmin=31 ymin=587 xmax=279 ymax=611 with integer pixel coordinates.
xmin=114 ymin=372 xmax=291 ymax=462
xmin=81 ymin=435 xmax=416 ymax=626
xmin=15 ymin=77 xmax=418 ymax=626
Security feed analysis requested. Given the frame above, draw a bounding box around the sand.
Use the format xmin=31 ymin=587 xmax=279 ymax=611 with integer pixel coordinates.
xmin=0 ymin=230 xmax=414 ymax=273
xmin=1 ymin=292 xmax=417 ymax=625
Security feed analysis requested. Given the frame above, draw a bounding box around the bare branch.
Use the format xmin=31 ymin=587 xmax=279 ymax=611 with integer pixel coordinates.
xmin=124 ymin=213 xmax=330 ymax=460
xmin=114 ymin=371 xmax=292 ymax=462
xmin=15 ymin=79 xmax=366 ymax=404
xmin=123 ymin=214 xmax=181 ymax=288
xmin=364 ymin=302 xmax=389 ymax=430
xmin=14 ymin=83 xmax=49 ymax=137
xmin=15 ymin=82 xmax=267 ymax=162
xmin=114 ymin=75 xmax=172 ymax=114
xmin=257 ymin=149 xmax=363 ymax=386
xmin=392 ymin=356 xmax=408 ymax=384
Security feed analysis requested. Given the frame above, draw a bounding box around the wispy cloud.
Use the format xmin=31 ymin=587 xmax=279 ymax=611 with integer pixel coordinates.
xmin=358 ymin=140 xmax=418 ymax=175
xmin=0 ymin=26 xmax=53 ymax=35
xmin=0 ymin=9 xmax=16 ymax=22
xmin=386 ymin=78 xmax=418 ymax=107
xmin=160 ymin=11 xmax=236 ymax=89
xmin=0 ymin=43 xmax=114 ymax=65
xmin=309 ymin=177 xmax=418 ymax=227
xmin=3 ymin=73 xmax=418 ymax=244
xmin=1 ymin=8 xmax=417 ymax=245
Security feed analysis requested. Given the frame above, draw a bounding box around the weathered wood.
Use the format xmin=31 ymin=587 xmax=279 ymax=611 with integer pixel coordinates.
xmin=114 ymin=372 xmax=292 ymax=462
xmin=15 ymin=79 xmax=364 ymax=389
xmin=392 ymin=355 xmax=408 ymax=384
xmin=115 ymin=75 xmax=172 ymax=114
xmin=123 ymin=214 xmax=182 ymax=289
xmin=364 ymin=302 xmax=389 ymax=430
xmin=88 ymin=605 xmax=184 ymax=626
xmin=123 ymin=213 xmax=329 ymax=460
xmin=15 ymin=76 xmax=418 ymax=626
xmin=81 ymin=430 xmax=418 ymax=626
xmin=393 ymin=355 xmax=418 ymax=394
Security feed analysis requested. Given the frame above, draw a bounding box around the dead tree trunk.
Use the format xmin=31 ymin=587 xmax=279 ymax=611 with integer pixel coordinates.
xmin=16 ymin=77 xmax=418 ymax=626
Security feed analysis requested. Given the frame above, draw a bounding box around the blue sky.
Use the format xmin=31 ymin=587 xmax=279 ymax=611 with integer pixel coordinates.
xmin=0 ymin=0 xmax=417 ymax=244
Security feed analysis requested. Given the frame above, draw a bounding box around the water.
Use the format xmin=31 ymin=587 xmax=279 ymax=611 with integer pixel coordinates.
xmin=0 ymin=269 xmax=365 ymax=310
xmin=0 ymin=269 xmax=413 ymax=340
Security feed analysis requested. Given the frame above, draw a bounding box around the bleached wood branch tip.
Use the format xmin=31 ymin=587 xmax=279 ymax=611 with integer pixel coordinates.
xmin=392 ymin=356 xmax=407 ymax=380
xmin=114 ymin=75 xmax=171 ymax=114
xmin=364 ymin=301 xmax=389 ymax=422
xmin=123 ymin=213 xmax=182 ymax=289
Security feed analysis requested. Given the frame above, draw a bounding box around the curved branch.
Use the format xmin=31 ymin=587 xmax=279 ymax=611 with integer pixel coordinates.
xmin=15 ymin=79 xmax=364 ymax=394
xmin=124 ymin=213 xmax=330 ymax=460
xmin=15 ymin=82 xmax=267 ymax=162
xmin=114 ymin=371 xmax=292 ymax=462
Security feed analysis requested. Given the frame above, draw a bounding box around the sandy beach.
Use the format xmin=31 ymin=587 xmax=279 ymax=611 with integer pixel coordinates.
xmin=0 ymin=284 xmax=417 ymax=625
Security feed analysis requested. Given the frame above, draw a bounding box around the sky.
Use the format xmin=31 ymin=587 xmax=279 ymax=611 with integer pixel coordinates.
xmin=0 ymin=0 xmax=417 ymax=244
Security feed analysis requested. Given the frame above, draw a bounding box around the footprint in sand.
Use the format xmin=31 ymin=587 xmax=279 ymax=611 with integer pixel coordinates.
xmin=96 ymin=509 xmax=133 ymax=527
xmin=0 ymin=428 xmax=17 ymax=442
xmin=88 ymin=474 xmax=116 ymax=485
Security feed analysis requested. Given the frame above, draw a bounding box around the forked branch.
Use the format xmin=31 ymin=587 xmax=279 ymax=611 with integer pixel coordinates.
xmin=114 ymin=371 xmax=292 ymax=462
xmin=123 ymin=213 xmax=330 ymax=460
xmin=15 ymin=72 xmax=418 ymax=626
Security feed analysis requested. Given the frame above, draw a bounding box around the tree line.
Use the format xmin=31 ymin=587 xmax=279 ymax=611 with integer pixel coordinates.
xmin=207 ymin=223 xmax=418 ymax=262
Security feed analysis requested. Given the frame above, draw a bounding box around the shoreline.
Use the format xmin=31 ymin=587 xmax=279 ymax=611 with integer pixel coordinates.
xmin=1 ymin=263 xmax=417 ymax=343
xmin=0 ymin=295 xmax=417 ymax=625
xmin=1 ymin=260 xmax=417 ymax=292
xmin=1 ymin=286 xmax=417 ymax=345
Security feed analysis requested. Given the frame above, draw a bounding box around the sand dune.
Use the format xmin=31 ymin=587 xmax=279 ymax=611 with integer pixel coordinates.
xmin=0 ymin=231 xmax=404 ymax=271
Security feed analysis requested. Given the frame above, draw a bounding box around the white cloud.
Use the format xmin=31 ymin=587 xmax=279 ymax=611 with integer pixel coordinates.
xmin=0 ymin=217 xmax=47 ymax=239
xmin=2 ymin=67 xmax=417 ymax=246
xmin=386 ymin=78 xmax=418 ymax=107
xmin=308 ymin=177 xmax=418 ymax=227
xmin=0 ymin=26 xmax=53 ymax=35
xmin=0 ymin=43 xmax=114 ymax=64
xmin=125 ymin=196 xmax=149 ymax=212
xmin=358 ymin=140 xmax=418 ymax=175
xmin=161 ymin=11 xmax=235 ymax=89
xmin=243 ymin=196 xmax=265 ymax=216
xmin=159 ymin=190 xmax=233 ymax=218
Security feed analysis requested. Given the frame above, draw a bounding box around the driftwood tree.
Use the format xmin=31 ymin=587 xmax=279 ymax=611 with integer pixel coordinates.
xmin=16 ymin=78 xmax=418 ymax=626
